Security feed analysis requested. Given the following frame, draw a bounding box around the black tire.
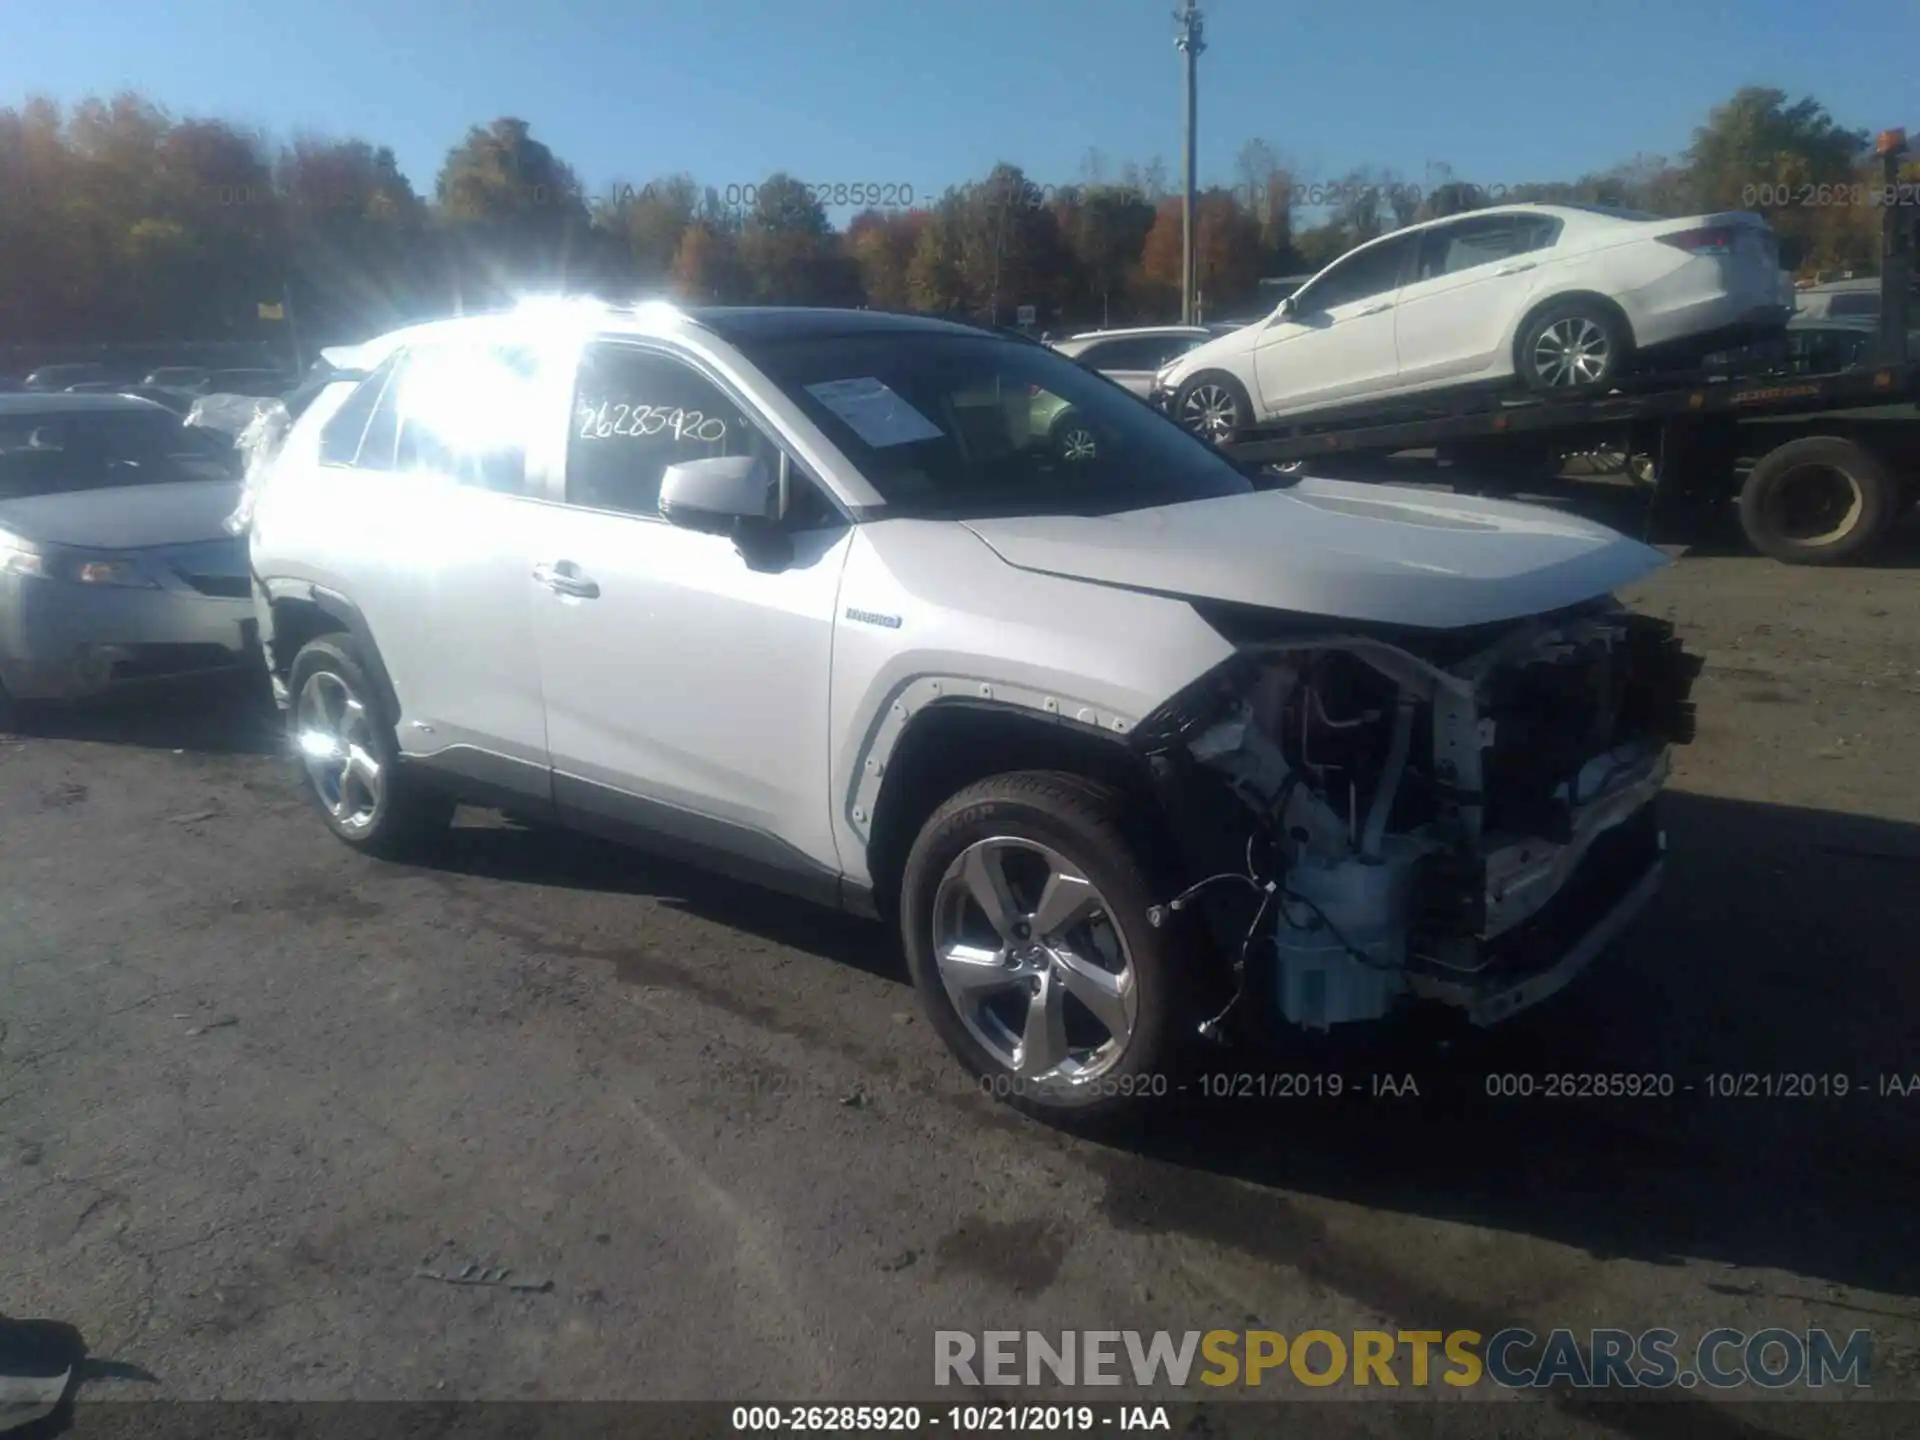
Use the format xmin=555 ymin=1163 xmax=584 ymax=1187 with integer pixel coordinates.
xmin=899 ymin=771 xmax=1191 ymax=1125
xmin=1516 ymin=298 xmax=1630 ymax=394
xmin=1046 ymin=409 xmax=1099 ymax=463
xmin=1737 ymin=435 xmax=1895 ymax=565
xmin=1172 ymin=371 xmax=1253 ymax=446
xmin=286 ymin=634 xmax=454 ymax=857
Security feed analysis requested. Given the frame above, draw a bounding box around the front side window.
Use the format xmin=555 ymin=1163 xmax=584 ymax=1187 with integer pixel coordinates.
xmin=393 ymin=344 xmax=540 ymax=493
xmin=1827 ymin=292 xmax=1879 ymax=319
xmin=565 ymin=344 xmax=784 ymax=519
xmin=1297 ymin=235 xmax=1414 ymax=312
xmin=743 ymin=330 xmax=1253 ymax=519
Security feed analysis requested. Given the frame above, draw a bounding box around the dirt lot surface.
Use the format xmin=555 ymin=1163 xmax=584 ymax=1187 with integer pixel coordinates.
xmin=4 ymin=494 xmax=1918 ymax=1437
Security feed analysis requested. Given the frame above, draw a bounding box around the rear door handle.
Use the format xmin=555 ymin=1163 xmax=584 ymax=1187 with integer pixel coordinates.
xmin=533 ymin=561 xmax=600 ymax=599
xmin=1495 ymin=261 xmax=1537 ymax=275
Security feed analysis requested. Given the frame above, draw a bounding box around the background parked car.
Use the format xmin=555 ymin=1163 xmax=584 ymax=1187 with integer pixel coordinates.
xmin=1050 ymin=325 xmax=1212 ymax=397
xmin=184 ymin=392 xmax=285 ymax=439
xmin=142 ymin=366 xmax=213 ymax=392
xmin=1154 ymin=203 xmax=1794 ymax=442
xmin=23 ymin=362 xmax=112 ymax=392
xmin=0 ymin=393 xmax=253 ymax=718
xmin=64 ymin=381 xmax=198 ymax=414
xmin=205 ymin=368 xmax=292 ymax=398
xmin=1792 ymin=276 xmax=1902 ymax=324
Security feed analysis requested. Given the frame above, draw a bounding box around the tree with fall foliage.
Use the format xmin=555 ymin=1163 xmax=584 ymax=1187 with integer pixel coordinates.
xmin=1 ymin=82 xmax=1909 ymax=358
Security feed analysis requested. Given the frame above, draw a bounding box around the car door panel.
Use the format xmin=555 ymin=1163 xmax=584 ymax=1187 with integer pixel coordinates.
xmin=285 ymin=348 xmax=552 ymax=781
xmin=1252 ymin=236 xmax=1413 ymax=416
xmin=529 ymin=341 xmax=852 ymax=883
xmin=1393 ymin=216 xmax=1561 ymax=389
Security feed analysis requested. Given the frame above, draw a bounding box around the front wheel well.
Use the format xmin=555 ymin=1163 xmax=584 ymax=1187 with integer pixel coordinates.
xmin=862 ymin=703 xmax=1167 ymax=922
xmin=266 ymin=596 xmax=345 ymax=682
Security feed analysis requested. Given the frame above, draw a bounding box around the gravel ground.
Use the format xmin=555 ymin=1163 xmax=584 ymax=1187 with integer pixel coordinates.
xmin=3 ymin=493 xmax=1918 ymax=1436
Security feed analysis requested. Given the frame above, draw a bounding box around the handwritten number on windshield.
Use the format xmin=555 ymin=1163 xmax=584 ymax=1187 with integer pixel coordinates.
xmin=579 ymin=400 xmax=728 ymax=444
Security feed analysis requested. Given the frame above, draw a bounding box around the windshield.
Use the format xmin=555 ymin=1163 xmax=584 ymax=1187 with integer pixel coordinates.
xmin=743 ymin=331 xmax=1253 ymax=518
xmin=0 ymin=409 xmax=237 ymax=499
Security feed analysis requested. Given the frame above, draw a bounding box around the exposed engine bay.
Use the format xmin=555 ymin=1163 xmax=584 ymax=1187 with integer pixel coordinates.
xmin=1137 ymin=603 xmax=1703 ymax=1034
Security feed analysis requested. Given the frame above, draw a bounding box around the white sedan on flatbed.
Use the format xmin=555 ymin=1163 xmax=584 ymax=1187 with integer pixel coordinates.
xmin=1154 ymin=203 xmax=1794 ymax=441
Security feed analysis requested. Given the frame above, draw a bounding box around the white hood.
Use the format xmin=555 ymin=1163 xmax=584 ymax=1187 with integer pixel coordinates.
xmin=0 ymin=479 xmax=243 ymax=550
xmin=961 ymin=478 xmax=1667 ymax=630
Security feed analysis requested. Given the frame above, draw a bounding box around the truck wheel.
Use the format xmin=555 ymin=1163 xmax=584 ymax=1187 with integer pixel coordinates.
xmin=1174 ymin=372 xmax=1253 ymax=445
xmin=288 ymin=634 xmax=455 ymax=857
xmin=899 ymin=771 xmax=1187 ymax=1124
xmin=1737 ymin=435 xmax=1895 ymax=565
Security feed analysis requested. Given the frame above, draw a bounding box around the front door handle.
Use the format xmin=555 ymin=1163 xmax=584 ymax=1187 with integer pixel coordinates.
xmin=533 ymin=561 xmax=600 ymax=599
xmin=1495 ymin=261 xmax=1537 ymax=275
xmin=1356 ymin=301 xmax=1394 ymax=316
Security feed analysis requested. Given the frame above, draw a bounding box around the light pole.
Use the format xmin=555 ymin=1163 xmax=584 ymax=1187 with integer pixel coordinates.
xmin=1174 ymin=0 xmax=1205 ymax=325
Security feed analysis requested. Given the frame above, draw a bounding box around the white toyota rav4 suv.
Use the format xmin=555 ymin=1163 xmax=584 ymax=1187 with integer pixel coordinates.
xmin=247 ymin=300 xmax=1701 ymax=1119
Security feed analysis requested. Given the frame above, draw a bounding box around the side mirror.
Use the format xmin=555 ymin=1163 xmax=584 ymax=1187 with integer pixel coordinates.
xmin=658 ymin=454 xmax=779 ymax=535
xmin=1267 ymin=295 xmax=1297 ymax=326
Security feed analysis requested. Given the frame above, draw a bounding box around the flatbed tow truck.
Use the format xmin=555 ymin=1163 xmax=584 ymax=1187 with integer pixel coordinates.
xmin=1214 ymin=131 xmax=1919 ymax=565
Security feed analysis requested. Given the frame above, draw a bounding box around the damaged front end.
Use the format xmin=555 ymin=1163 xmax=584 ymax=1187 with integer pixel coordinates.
xmin=1135 ymin=601 xmax=1702 ymax=1036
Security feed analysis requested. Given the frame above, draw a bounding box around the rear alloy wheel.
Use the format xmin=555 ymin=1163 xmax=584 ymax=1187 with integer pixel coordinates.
xmin=1737 ymin=435 xmax=1895 ymax=565
xmin=901 ymin=772 xmax=1187 ymax=1123
xmin=289 ymin=634 xmax=454 ymax=856
xmin=1174 ymin=372 xmax=1251 ymax=445
xmin=1518 ymin=301 xmax=1628 ymax=393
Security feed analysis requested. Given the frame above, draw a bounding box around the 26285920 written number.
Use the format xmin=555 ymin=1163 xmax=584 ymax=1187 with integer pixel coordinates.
xmin=577 ymin=401 xmax=728 ymax=444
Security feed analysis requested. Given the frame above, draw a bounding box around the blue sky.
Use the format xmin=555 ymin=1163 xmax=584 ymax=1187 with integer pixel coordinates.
xmin=4 ymin=0 xmax=1915 ymax=216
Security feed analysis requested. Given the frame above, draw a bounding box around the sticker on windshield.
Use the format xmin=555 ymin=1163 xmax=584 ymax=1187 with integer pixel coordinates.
xmin=804 ymin=377 xmax=944 ymax=448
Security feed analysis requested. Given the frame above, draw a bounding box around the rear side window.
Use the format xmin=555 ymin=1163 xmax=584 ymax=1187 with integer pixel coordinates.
xmin=354 ymin=356 xmax=407 ymax=472
xmin=1514 ymin=216 xmax=1561 ymax=253
xmin=317 ymin=354 xmax=401 ymax=467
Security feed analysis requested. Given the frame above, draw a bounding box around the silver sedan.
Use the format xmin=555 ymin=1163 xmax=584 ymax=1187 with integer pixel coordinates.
xmin=0 ymin=394 xmax=256 ymax=713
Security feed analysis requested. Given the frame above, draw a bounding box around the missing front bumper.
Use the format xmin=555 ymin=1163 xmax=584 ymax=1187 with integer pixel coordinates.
xmin=1408 ymin=802 xmax=1667 ymax=1025
xmin=1409 ymin=857 xmax=1663 ymax=1025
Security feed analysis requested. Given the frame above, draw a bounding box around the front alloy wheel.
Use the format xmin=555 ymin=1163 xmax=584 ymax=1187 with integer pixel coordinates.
xmin=931 ymin=837 xmax=1138 ymax=1084
xmin=296 ymin=669 xmax=385 ymax=835
xmin=900 ymin=770 xmax=1188 ymax=1123
xmin=1179 ymin=382 xmax=1241 ymax=443
xmin=287 ymin=633 xmax=453 ymax=856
